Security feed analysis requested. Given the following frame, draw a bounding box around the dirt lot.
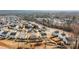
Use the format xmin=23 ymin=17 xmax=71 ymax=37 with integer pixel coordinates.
xmin=0 ymin=22 xmax=75 ymax=49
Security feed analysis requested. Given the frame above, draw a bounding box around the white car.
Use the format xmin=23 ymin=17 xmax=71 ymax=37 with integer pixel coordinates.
xmin=58 ymin=33 xmax=68 ymax=44
xmin=0 ymin=31 xmax=8 ymax=39
xmin=52 ymin=31 xmax=59 ymax=37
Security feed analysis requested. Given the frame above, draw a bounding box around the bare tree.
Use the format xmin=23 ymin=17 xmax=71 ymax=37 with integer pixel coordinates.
xmin=70 ymin=23 xmax=79 ymax=49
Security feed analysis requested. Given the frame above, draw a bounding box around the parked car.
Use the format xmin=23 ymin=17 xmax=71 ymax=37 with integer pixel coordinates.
xmin=52 ymin=31 xmax=59 ymax=37
xmin=0 ymin=31 xmax=9 ymax=39
xmin=8 ymin=32 xmax=16 ymax=40
xmin=40 ymin=31 xmax=47 ymax=38
xmin=58 ymin=33 xmax=68 ymax=44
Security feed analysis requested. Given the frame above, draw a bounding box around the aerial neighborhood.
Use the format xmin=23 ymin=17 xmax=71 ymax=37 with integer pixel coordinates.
xmin=0 ymin=10 xmax=78 ymax=49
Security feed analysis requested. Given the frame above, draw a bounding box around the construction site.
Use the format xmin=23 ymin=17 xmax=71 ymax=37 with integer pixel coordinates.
xmin=0 ymin=14 xmax=77 ymax=49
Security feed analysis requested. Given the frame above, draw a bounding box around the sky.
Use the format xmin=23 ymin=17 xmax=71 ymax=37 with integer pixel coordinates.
xmin=0 ymin=0 xmax=79 ymax=10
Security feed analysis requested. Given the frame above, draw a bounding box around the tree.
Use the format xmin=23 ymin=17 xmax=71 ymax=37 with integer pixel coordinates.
xmin=70 ymin=23 xmax=79 ymax=49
